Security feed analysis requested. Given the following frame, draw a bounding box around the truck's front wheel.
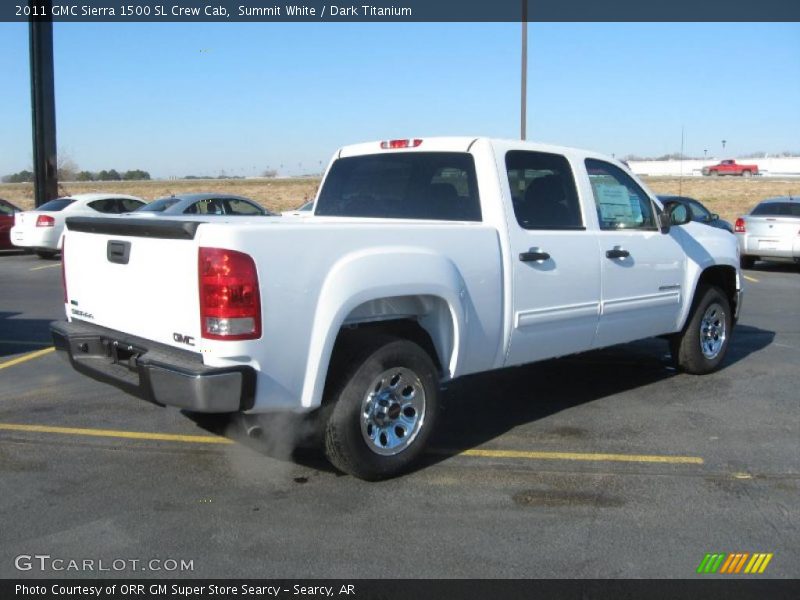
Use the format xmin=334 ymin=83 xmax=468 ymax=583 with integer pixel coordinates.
xmin=324 ymin=336 xmax=439 ymax=480
xmin=670 ymin=285 xmax=732 ymax=374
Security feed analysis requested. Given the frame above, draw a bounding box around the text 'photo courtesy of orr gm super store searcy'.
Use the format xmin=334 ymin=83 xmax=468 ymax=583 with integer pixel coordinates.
xmin=15 ymin=584 xmax=356 ymax=597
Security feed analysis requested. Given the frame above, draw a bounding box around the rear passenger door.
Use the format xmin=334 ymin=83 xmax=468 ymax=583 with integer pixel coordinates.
xmin=584 ymin=159 xmax=686 ymax=347
xmin=504 ymin=150 xmax=601 ymax=366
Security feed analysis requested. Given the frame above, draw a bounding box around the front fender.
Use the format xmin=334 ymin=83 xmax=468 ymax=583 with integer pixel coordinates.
xmin=677 ymin=223 xmax=741 ymax=329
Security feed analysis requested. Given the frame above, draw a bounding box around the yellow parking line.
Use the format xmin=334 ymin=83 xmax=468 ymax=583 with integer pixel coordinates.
xmin=433 ymin=447 xmax=704 ymax=464
xmin=0 ymin=423 xmax=234 ymax=444
xmin=0 ymin=422 xmax=703 ymax=464
xmin=0 ymin=347 xmax=55 ymax=370
xmin=743 ymin=275 xmax=759 ymax=283
xmin=30 ymin=263 xmax=61 ymax=271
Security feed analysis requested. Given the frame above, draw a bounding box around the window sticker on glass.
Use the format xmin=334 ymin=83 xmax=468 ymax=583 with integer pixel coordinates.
xmin=594 ymin=183 xmax=634 ymax=222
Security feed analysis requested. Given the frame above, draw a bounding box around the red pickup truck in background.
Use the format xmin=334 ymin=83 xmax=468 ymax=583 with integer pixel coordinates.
xmin=702 ymin=159 xmax=759 ymax=177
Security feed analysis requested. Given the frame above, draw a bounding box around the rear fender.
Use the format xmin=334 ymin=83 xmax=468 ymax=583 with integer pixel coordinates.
xmin=299 ymin=247 xmax=465 ymax=409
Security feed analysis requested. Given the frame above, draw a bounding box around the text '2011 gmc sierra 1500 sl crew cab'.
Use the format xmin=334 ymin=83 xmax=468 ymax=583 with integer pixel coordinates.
xmin=51 ymin=137 xmax=742 ymax=480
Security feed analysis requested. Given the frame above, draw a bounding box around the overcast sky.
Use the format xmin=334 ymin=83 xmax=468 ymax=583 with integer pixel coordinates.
xmin=1 ymin=22 xmax=798 ymax=178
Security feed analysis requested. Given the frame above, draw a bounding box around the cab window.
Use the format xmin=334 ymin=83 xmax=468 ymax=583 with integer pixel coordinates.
xmin=585 ymin=159 xmax=657 ymax=230
xmin=316 ymin=152 xmax=481 ymax=221
xmin=505 ymin=151 xmax=583 ymax=230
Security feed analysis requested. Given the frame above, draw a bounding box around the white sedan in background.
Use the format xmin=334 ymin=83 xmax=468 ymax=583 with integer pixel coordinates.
xmin=11 ymin=193 xmax=145 ymax=258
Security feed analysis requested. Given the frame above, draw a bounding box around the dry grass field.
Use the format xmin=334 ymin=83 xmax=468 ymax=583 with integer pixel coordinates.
xmin=2 ymin=176 xmax=798 ymax=223
xmin=0 ymin=178 xmax=320 ymax=214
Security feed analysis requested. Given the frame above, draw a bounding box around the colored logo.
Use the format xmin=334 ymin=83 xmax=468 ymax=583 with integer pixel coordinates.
xmin=697 ymin=553 xmax=773 ymax=574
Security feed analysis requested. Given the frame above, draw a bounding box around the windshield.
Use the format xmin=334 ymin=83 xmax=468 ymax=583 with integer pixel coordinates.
xmin=36 ymin=198 xmax=75 ymax=212
xmin=136 ymin=198 xmax=181 ymax=212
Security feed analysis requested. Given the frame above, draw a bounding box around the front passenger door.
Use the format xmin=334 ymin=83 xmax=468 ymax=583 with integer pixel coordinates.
xmin=585 ymin=159 xmax=686 ymax=348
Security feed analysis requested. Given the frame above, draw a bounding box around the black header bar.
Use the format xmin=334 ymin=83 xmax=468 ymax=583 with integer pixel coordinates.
xmin=5 ymin=0 xmax=800 ymax=22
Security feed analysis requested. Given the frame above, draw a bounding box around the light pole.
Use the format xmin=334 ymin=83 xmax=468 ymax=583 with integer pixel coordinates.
xmin=704 ymin=149 xmax=707 ymax=159
xmin=520 ymin=0 xmax=527 ymax=140
xmin=29 ymin=0 xmax=58 ymax=207
xmin=721 ymin=140 xmax=727 ymax=154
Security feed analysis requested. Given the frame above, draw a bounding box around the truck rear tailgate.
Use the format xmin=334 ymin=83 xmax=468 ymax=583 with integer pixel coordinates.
xmin=64 ymin=217 xmax=202 ymax=350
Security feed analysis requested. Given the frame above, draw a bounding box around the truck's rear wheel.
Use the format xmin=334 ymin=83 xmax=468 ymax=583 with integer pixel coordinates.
xmin=323 ymin=335 xmax=439 ymax=480
xmin=670 ymin=285 xmax=732 ymax=374
xmin=742 ymin=170 xmax=752 ymax=177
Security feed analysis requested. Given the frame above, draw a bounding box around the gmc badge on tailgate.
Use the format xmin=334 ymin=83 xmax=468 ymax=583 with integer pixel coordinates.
xmin=173 ymin=332 xmax=195 ymax=346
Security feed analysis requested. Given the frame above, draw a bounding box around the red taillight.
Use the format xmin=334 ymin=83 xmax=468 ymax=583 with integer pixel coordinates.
xmin=380 ymin=139 xmax=423 ymax=149
xmin=61 ymin=238 xmax=67 ymax=303
xmin=199 ymin=247 xmax=261 ymax=341
xmin=36 ymin=215 xmax=55 ymax=227
xmin=734 ymin=218 xmax=746 ymax=233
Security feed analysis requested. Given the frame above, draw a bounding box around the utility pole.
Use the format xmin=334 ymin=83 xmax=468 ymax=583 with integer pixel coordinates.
xmin=29 ymin=0 xmax=58 ymax=207
xmin=520 ymin=0 xmax=527 ymax=140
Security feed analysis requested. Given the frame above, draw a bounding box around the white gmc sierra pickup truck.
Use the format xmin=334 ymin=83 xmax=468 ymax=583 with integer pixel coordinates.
xmin=51 ymin=137 xmax=742 ymax=479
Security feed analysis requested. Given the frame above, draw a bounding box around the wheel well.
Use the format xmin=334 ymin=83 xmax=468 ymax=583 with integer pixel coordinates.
xmin=320 ymin=318 xmax=444 ymax=408
xmin=696 ymin=265 xmax=737 ymax=314
xmin=333 ymin=319 xmax=443 ymax=374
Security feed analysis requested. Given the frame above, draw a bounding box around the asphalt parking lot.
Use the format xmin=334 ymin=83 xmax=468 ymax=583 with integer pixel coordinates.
xmin=0 ymin=250 xmax=798 ymax=579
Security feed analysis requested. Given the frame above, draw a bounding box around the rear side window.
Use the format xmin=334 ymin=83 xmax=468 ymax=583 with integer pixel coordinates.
xmin=585 ymin=159 xmax=657 ymax=230
xmin=88 ymin=198 xmax=144 ymax=214
xmin=505 ymin=150 xmax=583 ymax=229
xmin=0 ymin=202 xmax=15 ymax=216
xmin=185 ymin=198 xmax=225 ymax=215
xmin=315 ymin=152 xmax=481 ymax=221
xmin=37 ymin=198 xmax=74 ymax=212
xmin=751 ymin=202 xmax=800 ymax=217
xmin=88 ymin=199 xmax=118 ymax=213
xmin=119 ymin=198 xmax=145 ymax=212
xmin=138 ymin=198 xmax=180 ymax=212
xmin=225 ymin=198 xmax=264 ymax=215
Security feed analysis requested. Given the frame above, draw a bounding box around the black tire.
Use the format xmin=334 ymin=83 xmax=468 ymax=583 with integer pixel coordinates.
xmin=710 ymin=170 xmax=719 ymax=177
xmin=670 ymin=285 xmax=732 ymax=375
xmin=34 ymin=249 xmax=57 ymax=259
xmin=740 ymin=255 xmax=756 ymax=269
xmin=742 ymin=170 xmax=752 ymax=178
xmin=323 ymin=335 xmax=440 ymax=480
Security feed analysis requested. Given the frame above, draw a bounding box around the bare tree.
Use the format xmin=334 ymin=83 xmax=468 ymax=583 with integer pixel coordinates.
xmin=57 ymin=148 xmax=79 ymax=182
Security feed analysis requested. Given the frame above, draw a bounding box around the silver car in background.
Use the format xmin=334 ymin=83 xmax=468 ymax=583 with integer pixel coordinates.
xmin=132 ymin=193 xmax=276 ymax=217
xmin=735 ymin=196 xmax=800 ymax=269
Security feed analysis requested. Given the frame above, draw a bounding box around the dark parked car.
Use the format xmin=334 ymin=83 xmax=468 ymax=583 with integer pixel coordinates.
xmin=657 ymin=195 xmax=733 ymax=233
xmin=132 ymin=193 xmax=275 ymax=217
xmin=0 ymin=198 xmax=22 ymax=250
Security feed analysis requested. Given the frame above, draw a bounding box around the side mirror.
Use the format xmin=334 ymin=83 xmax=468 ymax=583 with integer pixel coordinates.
xmin=658 ymin=211 xmax=672 ymax=234
xmin=710 ymin=213 xmax=719 ymax=221
xmin=659 ymin=201 xmax=693 ymax=233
